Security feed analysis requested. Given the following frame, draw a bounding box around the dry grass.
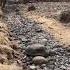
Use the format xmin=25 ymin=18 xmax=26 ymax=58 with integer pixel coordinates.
xmin=0 ymin=21 xmax=13 ymax=64
xmin=0 ymin=20 xmax=22 ymax=70
xmin=0 ymin=33 xmax=9 ymax=45
xmin=0 ymin=21 xmax=10 ymax=45
xmin=0 ymin=45 xmax=13 ymax=54
xmin=0 ymin=64 xmax=22 ymax=70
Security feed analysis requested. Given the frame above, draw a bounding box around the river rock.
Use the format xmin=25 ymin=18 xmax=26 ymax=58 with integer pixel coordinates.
xmin=33 ymin=56 xmax=47 ymax=65
xmin=25 ymin=44 xmax=47 ymax=56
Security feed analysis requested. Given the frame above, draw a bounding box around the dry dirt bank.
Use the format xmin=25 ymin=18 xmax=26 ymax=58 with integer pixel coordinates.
xmin=0 ymin=9 xmax=22 ymax=70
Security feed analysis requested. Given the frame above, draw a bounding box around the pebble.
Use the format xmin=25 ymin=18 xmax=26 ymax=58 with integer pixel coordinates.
xmin=18 ymin=35 xmax=27 ymax=42
xmin=60 ymin=65 xmax=66 ymax=69
xmin=48 ymin=50 xmax=57 ymax=56
xmin=29 ymin=65 xmax=36 ymax=70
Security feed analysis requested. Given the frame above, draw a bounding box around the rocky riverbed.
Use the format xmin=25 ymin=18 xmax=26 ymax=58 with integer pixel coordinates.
xmin=3 ymin=2 xmax=70 ymax=70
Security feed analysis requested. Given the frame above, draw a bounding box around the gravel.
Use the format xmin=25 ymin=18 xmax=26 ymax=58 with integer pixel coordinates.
xmin=4 ymin=2 xmax=70 ymax=70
